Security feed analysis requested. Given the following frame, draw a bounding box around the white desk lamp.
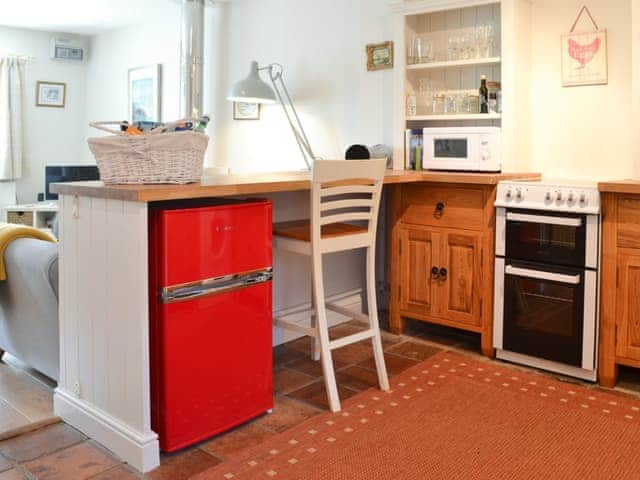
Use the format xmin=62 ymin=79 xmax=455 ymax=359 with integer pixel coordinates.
xmin=227 ymin=61 xmax=316 ymax=171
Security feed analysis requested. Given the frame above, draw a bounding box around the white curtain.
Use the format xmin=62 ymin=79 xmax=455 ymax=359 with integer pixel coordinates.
xmin=0 ymin=56 xmax=25 ymax=181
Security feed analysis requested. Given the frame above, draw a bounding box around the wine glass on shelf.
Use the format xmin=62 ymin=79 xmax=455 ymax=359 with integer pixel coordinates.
xmin=461 ymin=29 xmax=475 ymax=60
xmin=447 ymin=32 xmax=460 ymax=61
xmin=479 ymin=25 xmax=496 ymax=58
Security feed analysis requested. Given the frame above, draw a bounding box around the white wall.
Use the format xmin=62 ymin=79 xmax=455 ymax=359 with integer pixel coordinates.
xmin=211 ymin=0 xmax=395 ymax=173
xmin=0 ymin=26 xmax=88 ymax=203
xmin=529 ymin=0 xmax=633 ymax=179
xmin=84 ymin=3 xmax=182 ymax=153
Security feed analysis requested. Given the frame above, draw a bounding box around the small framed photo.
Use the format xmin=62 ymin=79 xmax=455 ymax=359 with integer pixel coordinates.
xmin=36 ymin=81 xmax=66 ymax=108
xmin=128 ymin=64 xmax=162 ymax=123
xmin=366 ymin=41 xmax=394 ymax=71
xmin=233 ymin=102 xmax=261 ymax=120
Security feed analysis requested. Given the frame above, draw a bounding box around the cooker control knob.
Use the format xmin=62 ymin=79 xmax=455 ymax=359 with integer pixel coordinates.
xmin=567 ymin=191 xmax=575 ymax=203
xmin=505 ymin=188 xmax=513 ymax=200
xmin=579 ymin=192 xmax=587 ymax=205
xmin=556 ymin=191 xmax=563 ymax=202
xmin=516 ymin=188 xmax=524 ymax=201
xmin=545 ymin=191 xmax=552 ymax=202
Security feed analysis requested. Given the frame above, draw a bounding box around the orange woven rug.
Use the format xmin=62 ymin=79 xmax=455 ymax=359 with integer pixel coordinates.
xmin=194 ymin=352 xmax=640 ymax=480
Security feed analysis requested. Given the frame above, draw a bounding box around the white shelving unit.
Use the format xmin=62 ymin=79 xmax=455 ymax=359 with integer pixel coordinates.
xmin=391 ymin=0 xmax=533 ymax=172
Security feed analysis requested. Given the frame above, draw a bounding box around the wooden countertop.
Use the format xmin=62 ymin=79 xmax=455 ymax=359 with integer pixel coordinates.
xmin=598 ymin=180 xmax=640 ymax=195
xmin=51 ymin=170 xmax=541 ymax=203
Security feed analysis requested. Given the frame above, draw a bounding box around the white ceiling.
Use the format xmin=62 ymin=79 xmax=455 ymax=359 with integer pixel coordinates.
xmin=0 ymin=0 xmax=183 ymax=36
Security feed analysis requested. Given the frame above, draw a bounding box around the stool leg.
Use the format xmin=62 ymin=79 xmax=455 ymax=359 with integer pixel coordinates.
xmin=367 ymin=246 xmax=390 ymax=392
xmin=313 ymin=251 xmax=341 ymax=412
xmin=310 ymin=279 xmax=321 ymax=362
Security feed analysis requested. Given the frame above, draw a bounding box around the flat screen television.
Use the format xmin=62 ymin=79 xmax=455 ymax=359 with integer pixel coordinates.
xmin=45 ymin=165 xmax=100 ymax=200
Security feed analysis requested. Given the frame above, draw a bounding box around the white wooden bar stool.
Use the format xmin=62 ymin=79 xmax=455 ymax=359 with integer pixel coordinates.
xmin=273 ymin=159 xmax=390 ymax=412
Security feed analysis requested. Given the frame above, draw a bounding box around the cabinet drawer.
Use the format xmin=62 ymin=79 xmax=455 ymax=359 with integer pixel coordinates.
xmin=617 ymin=198 xmax=640 ymax=249
xmin=7 ymin=211 xmax=34 ymax=226
xmin=401 ymin=185 xmax=484 ymax=230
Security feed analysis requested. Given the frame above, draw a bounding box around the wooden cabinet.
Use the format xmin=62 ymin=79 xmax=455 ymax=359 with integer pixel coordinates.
xmin=390 ymin=182 xmax=496 ymax=357
xmin=599 ymin=189 xmax=640 ymax=387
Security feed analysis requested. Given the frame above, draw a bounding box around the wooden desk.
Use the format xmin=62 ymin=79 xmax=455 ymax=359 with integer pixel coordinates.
xmin=51 ymin=170 xmax=539 ymax=202
xmin=50 ymin=169 xmax=540 ymax=473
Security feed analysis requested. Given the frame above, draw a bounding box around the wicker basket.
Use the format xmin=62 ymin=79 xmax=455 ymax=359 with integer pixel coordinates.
xmin=88 ymin=121 xmax=209 ymax=185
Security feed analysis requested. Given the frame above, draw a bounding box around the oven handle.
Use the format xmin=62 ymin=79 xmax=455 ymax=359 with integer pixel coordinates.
xmin=505 ymin=265 xmax=581 ymax=285
xmin=506 ymin=212 xmax=583 ymax=227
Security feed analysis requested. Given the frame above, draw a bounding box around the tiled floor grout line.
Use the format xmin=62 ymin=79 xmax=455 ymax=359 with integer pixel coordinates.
xmin=198 ymin=446 xmax=225 ymax=464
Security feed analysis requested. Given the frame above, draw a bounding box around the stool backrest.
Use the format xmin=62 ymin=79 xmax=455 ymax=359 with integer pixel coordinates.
xmin=311 ymin=159 xmax=386 ymax=248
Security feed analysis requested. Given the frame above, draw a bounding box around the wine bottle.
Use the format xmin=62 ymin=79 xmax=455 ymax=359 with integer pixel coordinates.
xmin=479 ymin=75 xmax=489 ymax=114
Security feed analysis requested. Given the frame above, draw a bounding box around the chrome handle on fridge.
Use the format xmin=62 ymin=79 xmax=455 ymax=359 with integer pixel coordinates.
xmin=506 ymin=212 xmax=583 ymax=227
xmin=505 ymin=265 xmax=581 ymax=285
xmin=161 ymin=268 xmax=273 ymax=304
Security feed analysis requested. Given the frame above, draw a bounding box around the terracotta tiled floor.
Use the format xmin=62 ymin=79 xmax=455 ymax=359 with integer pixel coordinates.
xmin=2 ymin=318 xmax=640 ymax=479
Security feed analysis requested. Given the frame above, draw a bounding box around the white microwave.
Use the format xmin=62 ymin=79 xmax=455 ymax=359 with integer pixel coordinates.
xmin=422 ymin=127 xmax=501 ymax=172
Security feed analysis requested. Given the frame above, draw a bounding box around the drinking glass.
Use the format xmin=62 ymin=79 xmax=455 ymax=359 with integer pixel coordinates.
xmin=432 ymin=92 xmax=445 ymax=115
xmin=413 ymin=37 xmax=425 ymax=64
xmin=419 ymin=78 xmax=436 ymax=114
xmin=479 ymin=25 xmax=495 ymax=58
xmin=447 ymin=33 xmax=460 ymax=61
xmin=444 ymin=91 xmax=459 ymax=114
xmin=422 ymin=39 xmax=435 ymax=63
xmin=460 ymin=30 xmax=474 ymax=60
xmin=406 ymin=94 xmax=417 ymax=116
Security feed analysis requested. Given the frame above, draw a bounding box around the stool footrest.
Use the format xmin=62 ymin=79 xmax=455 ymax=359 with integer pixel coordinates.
xmin=329 ymin=329 xmax=375 ymax=350
xmin=325 ymin=302 xmax=369 ymax=324
xmin=273 ymin=317 xmax=318 ymax=338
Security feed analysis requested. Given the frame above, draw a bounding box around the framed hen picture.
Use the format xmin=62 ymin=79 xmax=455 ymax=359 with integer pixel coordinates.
xmin=561 ymin=30 xmax=608 ymax=87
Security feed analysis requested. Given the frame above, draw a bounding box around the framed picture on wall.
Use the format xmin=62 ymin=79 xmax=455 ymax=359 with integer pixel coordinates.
xmin=561 ymin=6 xmax=608 ymax=87
xmin=561 ymin=30 xmax=608 ymax=87
xmin=233 ymin=102 xmax=261 ymax=120
xmin=366 ymin=41 xmax=394 ymax=71
xmin=128 ymin=64 xmax=162 ymax=123
xmin=36 ymin=81 xmax=66 ymax=108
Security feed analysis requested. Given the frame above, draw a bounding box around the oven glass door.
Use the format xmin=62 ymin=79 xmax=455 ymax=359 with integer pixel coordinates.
xmin=505 ymin=210 xmax=586 ymax=268
xmin=503 ymin=261 xmax=584 ymax=367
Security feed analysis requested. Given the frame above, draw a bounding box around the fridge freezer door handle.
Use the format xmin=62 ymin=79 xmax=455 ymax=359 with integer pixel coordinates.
xmin=161 ymin=268 xmax=273 ymax=304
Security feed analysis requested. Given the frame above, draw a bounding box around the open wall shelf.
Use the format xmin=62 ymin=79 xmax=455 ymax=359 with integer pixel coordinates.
xmin=406 ymin=113 xmax=501 ymax=121
xmin=406 ymin=57 xmax=501 ymax=71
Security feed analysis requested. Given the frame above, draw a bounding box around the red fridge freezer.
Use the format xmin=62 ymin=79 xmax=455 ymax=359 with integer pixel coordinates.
xmin=149 ymin=198 xmax=273 ymax=452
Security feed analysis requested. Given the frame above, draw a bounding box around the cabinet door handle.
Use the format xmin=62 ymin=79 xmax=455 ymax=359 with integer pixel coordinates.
xmin=439 ymin=267 xmax=448 ymax=280
xmin=430 ymin=266 xmax=440 ymax=280
xmin=435 ymin=202 xmax=445 ymax=217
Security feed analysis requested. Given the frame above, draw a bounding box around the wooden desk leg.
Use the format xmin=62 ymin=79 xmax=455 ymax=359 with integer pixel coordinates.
xmin=481 ymin=336 xmax=495 ymax=359
xmin=481 ymin=190 xmax=496 ymax=359
xmin=599 ymin=193 xmax=618 ymax=388
xmin=388 ymin=184 xmax=405 ymax=336
xmin=599 ymin=361 xmax=618 ymax=388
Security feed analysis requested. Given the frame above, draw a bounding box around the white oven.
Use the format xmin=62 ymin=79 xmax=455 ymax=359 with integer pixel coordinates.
xmin=423 ymin=127 xmax=501 ymax=172
xmin=493 ymin=180 xmax=601 ymax=382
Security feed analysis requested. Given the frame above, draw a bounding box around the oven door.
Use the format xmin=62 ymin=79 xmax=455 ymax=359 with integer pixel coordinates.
xmin=505 ymin=210 xmax=589 ymax=268
xmin=502 ymin=261 xmax=585 ymax=367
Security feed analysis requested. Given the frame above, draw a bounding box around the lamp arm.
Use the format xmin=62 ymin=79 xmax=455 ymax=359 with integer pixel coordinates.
xmin=266 ymin=64 xmax=315 ymax=171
